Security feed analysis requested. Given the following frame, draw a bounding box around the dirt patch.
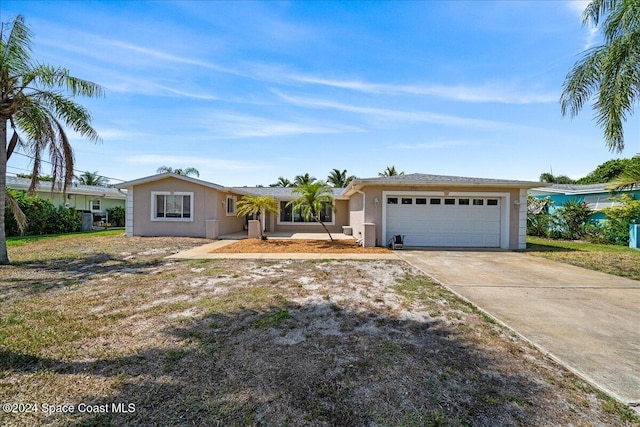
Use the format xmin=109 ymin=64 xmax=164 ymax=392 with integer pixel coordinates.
xmin=212 ymin=238 xmax=391 ymax=254
xmin=1 ymin=233 xmax=638 ymax=426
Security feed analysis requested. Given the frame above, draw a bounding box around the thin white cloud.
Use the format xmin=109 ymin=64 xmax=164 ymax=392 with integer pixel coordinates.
xmin=209 ymin=113 xmax=363 ymax=138
xmin=124 ymin=154 xmax=259 ymax=171
xmin=104 ymin=79 xmax=215 ymax=99
xmin=566 ymin=0 xmax=599 ymax=49
xmin=103 ymin=39 xmax=238 ymax=75
xmin=273 ymin=91 xmax=517 ymax=130
xmin=275 ymin=73 xmax=557 ymax=104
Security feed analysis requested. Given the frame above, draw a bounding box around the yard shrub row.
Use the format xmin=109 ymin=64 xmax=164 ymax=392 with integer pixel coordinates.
xmin=527 ymin=194 xmax=640 ymax=245
xmin=4 ymin=190 xmax=82 ymax=236
xmin=106 ymin=205 xmax=125 ymax=227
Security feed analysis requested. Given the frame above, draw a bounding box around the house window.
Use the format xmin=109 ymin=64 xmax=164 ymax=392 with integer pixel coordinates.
xmin=226 ymin=195 xmax=236 ymax=216
xmin=401 ymin=198 xmax=413 ymax=205
xmin=487 ymin=199 xmax=499 ymax=206
xmin=416 ymin=198 xmax=427 ymax=205
xmin=458 ymin=199 xmax=470 ymax=205
xmin=387 ymin=197 xmax=398 ymax=204
xmin=152 ymin=192 xmax=193 ymax=221
xmin=279 ymin=201 xmax=333 ymax=223
xmin=430 ymin=198 xmax=441 ymax=205
xmin=444 ymin=198 xmax=455 ymax=205
xmin=473 ymin=199 xmax=484 ymax=206
xmin=90 ymin=199 xmax=101 ymax=212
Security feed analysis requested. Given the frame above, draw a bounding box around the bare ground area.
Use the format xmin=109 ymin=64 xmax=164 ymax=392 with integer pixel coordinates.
xmin=212 ymin=239 xmax=391 ymax=254
xmin=1 ymin=233 xmax=638 ymax=426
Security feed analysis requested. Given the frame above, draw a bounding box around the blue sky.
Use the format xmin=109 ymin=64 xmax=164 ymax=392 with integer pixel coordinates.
xmin=2 ymin=1 xmax=639 ymax=187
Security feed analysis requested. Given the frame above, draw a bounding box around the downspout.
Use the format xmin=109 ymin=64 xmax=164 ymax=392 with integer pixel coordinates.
xmin=354 ymin=189 xmax=365 ymax=246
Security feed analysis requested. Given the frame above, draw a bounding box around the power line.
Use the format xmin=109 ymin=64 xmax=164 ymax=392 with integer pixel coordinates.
xmin=9 ymin=151 xmax=126 ymax=183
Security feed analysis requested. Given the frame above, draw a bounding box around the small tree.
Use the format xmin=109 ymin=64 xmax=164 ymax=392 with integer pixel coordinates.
xmin=552 ymin=199 xmax=593 ymax=240
xmin=76 ymin=171 xmax=108 ymax=186
xmin=156 ymin=166 xmax=200 ymax=177
xmin=601 ymin=194 xmax=640 ymax=245
xmin=269 ymin=176 xmax=292 ymax=188
xmin=293 ymin=173 xmax=316 ymax=187
xmin=378 ymin=166 xmax=404 ymax=177
xmin=527 ymin=195 xmax=553 ymax=237
xmin=327 ymin=168 xmax=355 ymax=188
xmin=106 ymin=205 xmax=125 ymax=227
xmin=288 ymin=181 xmax=336 ymax=241
xmin=236 ymin=195 xmax=279 ymax=240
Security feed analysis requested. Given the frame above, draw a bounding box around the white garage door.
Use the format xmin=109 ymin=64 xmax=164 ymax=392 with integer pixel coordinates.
xmin=385 ymin=196 xmax=501 ymax=247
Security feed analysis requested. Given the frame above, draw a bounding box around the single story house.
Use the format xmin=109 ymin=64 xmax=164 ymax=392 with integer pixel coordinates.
xmin=529 ymin=183 xmax=640 ymax=221
xmin=7 ymin=175 xmax=127 ymax=222
xmin=115 ymin=172 xmax=544 ymax=250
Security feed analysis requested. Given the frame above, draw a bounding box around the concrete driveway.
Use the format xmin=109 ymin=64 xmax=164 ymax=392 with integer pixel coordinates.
xmin=397 ymin=249 xmax=640 ymax=410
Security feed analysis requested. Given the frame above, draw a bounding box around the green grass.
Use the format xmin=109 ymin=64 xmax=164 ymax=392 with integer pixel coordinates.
xmin=527 ymin=236 xmax=640 ymax=281
xmin=6 ymin=229 xmax=124 ymax=246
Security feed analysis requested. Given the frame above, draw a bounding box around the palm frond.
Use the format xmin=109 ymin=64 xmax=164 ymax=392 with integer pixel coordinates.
xmin=5 ymin=190 xmax=27 ymax=234
xmin=606 ymin=167 xmax=640 ymax=191
xmin=562 ymin=0 xmax=640 ymax=153
xmin=0 ymin=15 xmax=31 ymax=75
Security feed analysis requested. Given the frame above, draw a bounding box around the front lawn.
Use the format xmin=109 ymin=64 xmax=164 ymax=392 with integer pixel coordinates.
xmin=527 ymin=236 xmax=640 ymax=281
xmin=1 ymin=233 xmax=638 ymax=426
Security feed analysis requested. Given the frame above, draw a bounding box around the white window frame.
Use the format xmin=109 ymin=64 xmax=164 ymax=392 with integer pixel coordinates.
xmin=277 ymin=200 xmax=335 ymax=226
xmin=151 ymin=191 xmax=194 ymax=222
xmin=226 ymin=195 xmax=237 ymax=216
xmin=90 ymin=199 xmax=101 ymax=212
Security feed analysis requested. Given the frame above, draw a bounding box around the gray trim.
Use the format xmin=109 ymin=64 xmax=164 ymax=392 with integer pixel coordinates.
xmin=115 ymin=172 xmax=226 ymax=191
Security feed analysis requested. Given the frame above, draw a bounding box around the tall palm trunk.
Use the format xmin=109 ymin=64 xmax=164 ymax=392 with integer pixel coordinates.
xmin=0 ymin=117 xmax=9 ymax=264
xmin=316 ymin=220 xmax=334 ymax=241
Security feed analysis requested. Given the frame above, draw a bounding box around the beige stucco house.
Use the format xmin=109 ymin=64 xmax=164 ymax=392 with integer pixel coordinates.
xmin=116 ymin=172 xmax=543 ymax=250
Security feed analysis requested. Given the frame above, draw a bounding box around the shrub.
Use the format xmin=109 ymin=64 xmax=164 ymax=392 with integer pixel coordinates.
xmin=551 ymin=199 xmax=593 ymax=240
xmin=527 ymin=195 xmax=553 ymax=237
xmin=106 ymin=205 xmax=125 ymax=227
xmin=600 ymin=194 xmax=640 ymax=245
xmin=4 ymin=190 xmax=82 ymax=236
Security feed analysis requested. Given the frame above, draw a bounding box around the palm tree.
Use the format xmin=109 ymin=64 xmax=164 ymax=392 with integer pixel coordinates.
xmin=606 ymin=168 xmax=640 ymax=191
xmin=76 ymin=171 xmax=108 ymax=186
xmin=539 ymin=172 xmax=575 ymax=184
xmin=156 ymin=166 xmax=200 ymax=177
xmin=327 ymin=168 xmax=356 ymax=188
xmin=378 ymin=166 xmax=405 ymax=177
xmin=236 ymin=195 xmax=279 ymax=240
xmin=288 ymin=181 xmax=336 ymax=241
xmin=269 ymin=176 xmax=292 ymax=187
xmin=293 ymin=173 xmax=316 ymax=187
xmin=560 ymin=0 xmax=640 ymax=152
xmin=1 ymin=15 xmax=102 ymax=264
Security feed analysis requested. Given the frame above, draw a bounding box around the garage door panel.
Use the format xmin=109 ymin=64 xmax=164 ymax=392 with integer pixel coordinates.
xmin=386 ymin=197 xmax=501 ymax=248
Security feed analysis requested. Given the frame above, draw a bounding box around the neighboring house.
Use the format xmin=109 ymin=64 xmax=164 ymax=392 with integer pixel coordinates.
xmin=529 ymin=183 xmax=640 ymax=222
xmin=116 ymin=172 xmax=543 ymax=250
xmin=7 ymin=176 xmax=126 ymax=222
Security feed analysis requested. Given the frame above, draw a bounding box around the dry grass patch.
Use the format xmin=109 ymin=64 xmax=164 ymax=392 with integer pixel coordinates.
xmin=1 ymin=232 xmax=638 ymax=426
xmin=212 ymin=238 xmax=391 ymax=254
xmin=527 ymin=236 xmax=640 ymax=281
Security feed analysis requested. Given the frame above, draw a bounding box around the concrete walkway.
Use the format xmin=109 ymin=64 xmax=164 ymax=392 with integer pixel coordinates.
xmin=167 ymin=240 xmax=399 ymax=260
xmin=397 ymin=249 xmax=640 ymax=411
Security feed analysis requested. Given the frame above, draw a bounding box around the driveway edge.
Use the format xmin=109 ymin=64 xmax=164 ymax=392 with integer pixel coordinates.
xmin=397 ymin=252 xmax=640 ymax=416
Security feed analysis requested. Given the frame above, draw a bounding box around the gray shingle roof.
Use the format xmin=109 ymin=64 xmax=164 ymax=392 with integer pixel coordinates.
xmin=232 ymin=186 xmax=346 ymax=199
xmin=7 ymin=176 xmax=126 ymax=199
xmin=352 ymin=173 xmax=542 ymax=186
